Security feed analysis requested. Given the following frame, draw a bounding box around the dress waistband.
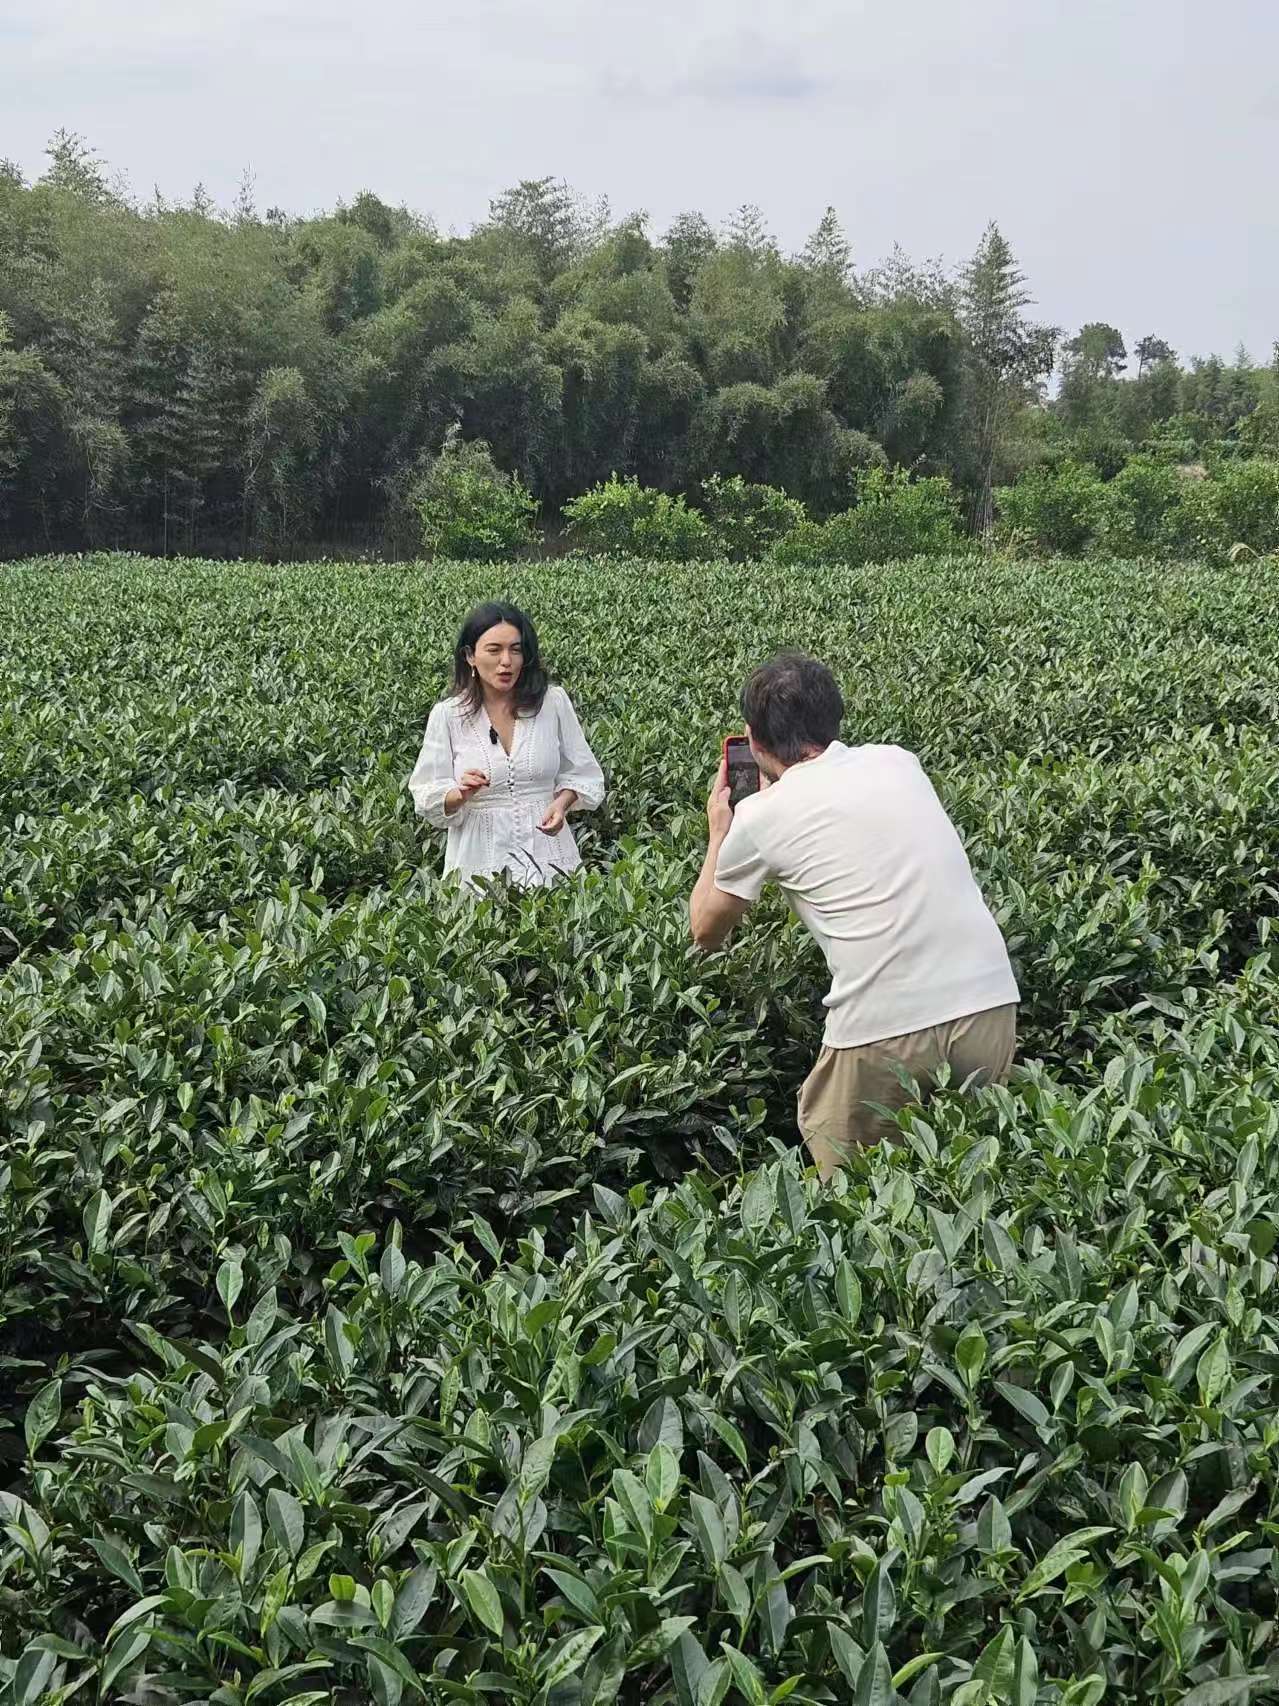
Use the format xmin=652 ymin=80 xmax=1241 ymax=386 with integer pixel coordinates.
xmin=463 ymin=792 xmax=554 ymax=813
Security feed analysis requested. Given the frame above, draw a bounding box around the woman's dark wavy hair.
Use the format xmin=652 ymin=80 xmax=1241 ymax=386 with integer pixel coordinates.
xmin=452 ymin=602 xmax=549 ymax=716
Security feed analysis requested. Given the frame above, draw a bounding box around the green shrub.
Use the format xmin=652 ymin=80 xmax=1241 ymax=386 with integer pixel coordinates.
xmin=699 ymin=473 xmax=806 ymax=560
xmin=771 ymin=467 xmax=961 ymax=566
xmin=1097 ymin=456 xmax=1189 ymax=556
xmin=1193 ymin=456 xmax=1279 ymax=556
xmin=1236 ymin=395 xmax=1279 ymax=459
xmin=1143 ymin=411 xmax=1217 ymax=464
xmin=1067 ymin=424 xmax=1133 ymax=480
xmin=995 ymin=459 xmax=1105 ymax=554
xmin=563 ymin=474 xmax=715 ymax=560
xmin=767 ymin=515 xmax=831 ymax=566
xmin=412 ymin=429 xmax=539 ymax=560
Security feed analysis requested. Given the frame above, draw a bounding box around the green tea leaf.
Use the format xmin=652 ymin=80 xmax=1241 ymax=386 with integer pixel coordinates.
xmin=955 ymin=1321 xmax=988 ymax=1387
xmin=689 ymin=1493 xmax=728 ymax=1571
xmin=82 ymin=1188 xmax=112 ymax=1255
xmin=861 ymin=1558 xmax=896 ymax=1646
xmin=647 ymin=1442 xmax=680 ymax=1512
xmin=707 ymin=1412 xmax=749 ymax=1468
xmin=231 ymin=1490 xmax=262 ymax=1575
xmin=741 ymin=1170 xmax=774 ymax=1236
xmin=995 ymin=1380 xmax=1050 ymax=1429
xmin=1017 ymin=1528 xmax=1114 ymax=1600
xmin=87 ymin=1537 xmax=144 ymax=1598
xmin=835 ymin=1259 xmax=862 ymax=1324
xmin=266 ymin=1488 xmax=305 ymax=1559
xmin=216 ymin=1257 xmax=243 ymax=1316
xmin=638 ymin=1396 xmax=683 ymax=1454
xmin=349 ymin=1635 xmax=425 ymax=1696
xmin=925 ymin=1427 xmax=954 ymax=1474
xmin=612 ymin=1469 xmax=654 ymax=1549
xmin=855 ymin=1641 xmax=894 ymax=1706
xmin=538 ymin=1625 xmax=605 ymax=1688
xmin=722 ymin=1644 xmax=766 ymax=1706
xmin=23 ymin=1378 xmax=62 ymax=1458
xmin=1196 ymin=1332 xmax=1232 ymax=1407
xmin=390 ymin=1565 xmax=436 ymax=1640
xmin=458 ymin=1566 xmax=504 ymax=1637
xmin=325 ymin=1304 xmax=354 ymax=1379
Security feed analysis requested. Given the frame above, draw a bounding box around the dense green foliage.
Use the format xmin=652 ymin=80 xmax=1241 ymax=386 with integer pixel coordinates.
xmin=4 ymin=552 xmax=1279 ymax=1705
xmin=411 ymin=432 xmax=539 ymax=562
xmin=697 ymin=478 xmax=806 ymax=564
xmin=4 ymin=136 xmax=1278 ymax=561
xmin=996 ymin=458 xmax=1279 ymax=561
xmin=774 ymin=469 xmax=964 ymax=568
xmin=562 ymin=478 xmax=716 ymax=561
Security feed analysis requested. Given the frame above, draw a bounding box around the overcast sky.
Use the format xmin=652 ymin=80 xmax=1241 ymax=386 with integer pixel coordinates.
xmin=5 ymin=0 xmax=1277 ymax=364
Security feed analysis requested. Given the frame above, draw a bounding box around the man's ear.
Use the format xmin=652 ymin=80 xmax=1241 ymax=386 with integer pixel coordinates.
xmin=746 ymin=729 xmax=774 ymax=776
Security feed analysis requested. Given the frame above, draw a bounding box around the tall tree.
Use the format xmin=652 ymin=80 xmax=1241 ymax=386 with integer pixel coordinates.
xmin=1057 ymin=322 xmax=1128 ymax=429
xmin=44 ymin=276 xmax=128 ymax=540
xmin=724 ymin=203 xmax=777 ymax=256
xmin=959 ymin=224 xmax=1057 ymax=533
xmin=42 ymin=130 xmax=113 ymax=204
xmin=482 ymin=178 xmax=585 ymax=282
xmin=1064 ymin=322 xmax=1127 ymax=380
xmin=0 ymin=310 xmax=66 ymax=533
xmin=1134 ymin=334 xmax=1175 ymax=378
xmin=661 ymin=212 xmax=717 ymax=312
xmin=244 ymin=366 xmax=318 ymax=553
xmin=800 ymin=207 xmax=852 ymax=283
xmin=128 ymin=291 xmax=239 ymax=549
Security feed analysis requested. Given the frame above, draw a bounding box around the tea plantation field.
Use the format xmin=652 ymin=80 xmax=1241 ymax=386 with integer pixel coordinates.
xmin=4 ymin=552 xmax=1279 ymax=1706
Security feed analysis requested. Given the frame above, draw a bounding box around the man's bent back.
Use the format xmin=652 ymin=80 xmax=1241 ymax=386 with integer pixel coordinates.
xmin=689 ymin=654 xmax=1018 ymax=1177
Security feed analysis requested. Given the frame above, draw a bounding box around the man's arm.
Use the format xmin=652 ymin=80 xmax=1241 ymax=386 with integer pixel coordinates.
xmin=689 ymin=761 xmax=754 ymax=951
xmin=691 ymin=835 xmax=750 ymax=951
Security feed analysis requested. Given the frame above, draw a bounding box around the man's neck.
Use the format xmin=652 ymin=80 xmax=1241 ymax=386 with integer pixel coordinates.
xmin=769 ymin=741 xmax=831 ymax=780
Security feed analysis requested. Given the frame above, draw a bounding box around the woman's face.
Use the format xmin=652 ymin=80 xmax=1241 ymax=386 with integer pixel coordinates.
xmin=468 ymin=621 xmax=525 ymax=696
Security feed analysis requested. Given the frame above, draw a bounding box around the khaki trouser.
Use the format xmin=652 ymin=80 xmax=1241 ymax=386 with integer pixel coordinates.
xmin=797 ymin=1004 xmax=1017 ymax=1179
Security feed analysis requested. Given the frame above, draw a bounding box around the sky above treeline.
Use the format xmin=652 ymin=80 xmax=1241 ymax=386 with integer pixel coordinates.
xmin=4 ymin=0 xmax=1277 ymax=368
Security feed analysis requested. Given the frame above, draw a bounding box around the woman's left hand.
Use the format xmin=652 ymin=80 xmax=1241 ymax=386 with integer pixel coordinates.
xmin=538 ymin=794 xmax=573 ymax=835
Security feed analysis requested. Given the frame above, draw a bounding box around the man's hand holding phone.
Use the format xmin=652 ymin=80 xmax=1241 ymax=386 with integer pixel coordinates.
xmin=692 ymin=741 xmax=759 ymax=955
xmin=707 ymin=758 xmax=734 ymax=842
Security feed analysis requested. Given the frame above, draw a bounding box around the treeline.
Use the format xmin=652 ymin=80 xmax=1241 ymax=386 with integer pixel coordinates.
xmin=1 ymin=132 xmax=1277 ymax=559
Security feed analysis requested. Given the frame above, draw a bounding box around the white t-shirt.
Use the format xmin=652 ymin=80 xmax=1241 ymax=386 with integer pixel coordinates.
xmin=714 ymin=742 xmax=1018 ymax=1049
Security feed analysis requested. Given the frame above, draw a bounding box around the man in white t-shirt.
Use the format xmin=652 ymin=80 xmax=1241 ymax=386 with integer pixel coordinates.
xmin=689 ymin=652 xmax=1018 ymax=1177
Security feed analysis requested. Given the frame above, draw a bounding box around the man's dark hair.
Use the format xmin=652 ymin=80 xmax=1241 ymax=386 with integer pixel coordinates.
xmin=741 ymin=652 xmax=845 ymax=764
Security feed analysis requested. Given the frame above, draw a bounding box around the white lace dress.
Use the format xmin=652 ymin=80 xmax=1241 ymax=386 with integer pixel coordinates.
xmin=406 ymin=686 xmax=606 ymax=887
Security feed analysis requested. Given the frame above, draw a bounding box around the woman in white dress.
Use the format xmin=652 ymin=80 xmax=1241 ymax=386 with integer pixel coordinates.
xmin=407 ymin=602 xmax=605 ymax=888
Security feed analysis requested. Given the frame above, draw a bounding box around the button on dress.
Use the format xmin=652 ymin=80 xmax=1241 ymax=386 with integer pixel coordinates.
xmin=406 ymin=686 xmax=605 ymax=887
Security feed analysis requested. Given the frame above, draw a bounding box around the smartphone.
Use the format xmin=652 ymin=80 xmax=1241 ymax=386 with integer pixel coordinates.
xmin=723 ymin=735 xmax=760 ymax=809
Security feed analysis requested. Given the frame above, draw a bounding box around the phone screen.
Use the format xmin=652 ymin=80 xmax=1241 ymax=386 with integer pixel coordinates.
xmin=725 ymin=737 xmax=760 ymax=809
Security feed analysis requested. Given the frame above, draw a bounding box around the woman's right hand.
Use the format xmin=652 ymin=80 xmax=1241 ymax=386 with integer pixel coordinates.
xmin=445 ymin=770 xmax=489 ymax=816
